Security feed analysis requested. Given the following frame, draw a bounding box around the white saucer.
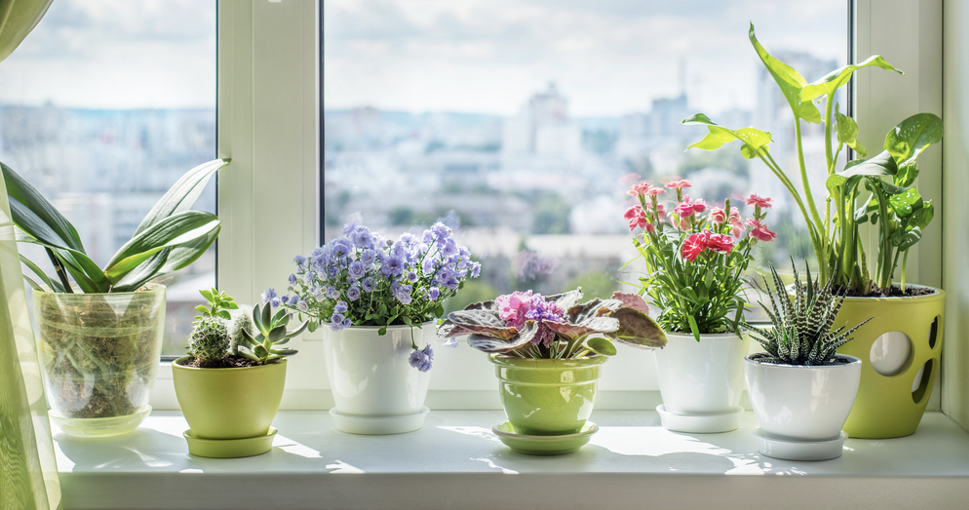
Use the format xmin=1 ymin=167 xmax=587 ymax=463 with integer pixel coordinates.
xmin=753 ymin=427 xmax=849 ymax=461
xmin=656 ymin=404 xmax=744 ymax=433
xmin=329 ymin=406 xmax=430 ymax=435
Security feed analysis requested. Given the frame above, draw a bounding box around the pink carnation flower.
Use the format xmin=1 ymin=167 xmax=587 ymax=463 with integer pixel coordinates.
xmin=665 ymin=179 xmax=693 ymax=190
xmin=705 ymin=231 xmax=735 ymax=254
xmin=673 ymin=195 xmax=708 ymax=217
xmin=681 ymin=232 xmax=707 ymax=262
xmin=746 ymin=219 xmax=777 ymax=242
xmin=709 ymin=207 xmax=727 ymax=224
xmin=745 ymin=194 xmax=773 ymax=209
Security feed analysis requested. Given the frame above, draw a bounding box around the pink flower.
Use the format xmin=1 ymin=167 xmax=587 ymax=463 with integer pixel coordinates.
xmin=673 ymin=195 xmax=708 ymax=217
xmin=681 ymin=232 xmax=707 ymax=262
xmin=643 ymin=186 xmax=667 ymax=197
xmin=627 ymin=181 xmax=666 ymax=197
xmin=668 ymin=211 xmax=690 ymax=230
xmin=624 ymin=205 xmax=645 ymax=221
xmin=665 ymin=179 xmax=693 ymax=190
xmin=651 ymin=203 xmax=667 ymax=217
xmin=643 ymin=222 xmax=656 ymax=235
xmin=745 ymin=194 xmax=773 ymax=209
xmin=709 ymin=207 xmax=727 ymax=224
xmin=624 ymin=206 xmax=650 ymax=231
xmin=746 ymin=219 xmax=777 ymax=242
xmin=706 ymin=231 xmax=735 ymax=253
xmin=728 ymin=207 xmax=744 ymax=237
xmin=496 ymin=291 xmax=538 ymax=329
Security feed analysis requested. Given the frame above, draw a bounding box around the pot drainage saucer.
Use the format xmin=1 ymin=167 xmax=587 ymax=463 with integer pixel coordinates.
xmin=184 ymin=427 xmax=277 ymax=458
xmin=330 ymin=406 xmax=430 ymax=435
xmin=51 ymin=405 xmax=152 ymax=438
xmin=656 ymin=404 xmax=744 ymax=434
xmin=753 ymin=427 xmax=848 ymax=461
xmin=492 ymin=421 xmax=598 ymax=455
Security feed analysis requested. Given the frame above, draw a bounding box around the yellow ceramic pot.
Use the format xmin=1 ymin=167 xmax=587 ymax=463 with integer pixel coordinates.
xmin=833 ymin=286 xmax=945 ymax=438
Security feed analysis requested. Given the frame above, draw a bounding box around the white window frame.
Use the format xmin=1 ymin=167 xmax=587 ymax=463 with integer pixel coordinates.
xmin=151 ymin=0 xmax=948 ymax=413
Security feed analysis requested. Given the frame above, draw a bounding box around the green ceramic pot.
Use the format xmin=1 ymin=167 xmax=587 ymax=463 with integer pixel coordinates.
xmin=490 ymin=355 xmax=607 ymax=436
xmin=172 ymin=357 xmax=287 ymax=442
xmin=833 ymin=287 xmax=945 ymax=438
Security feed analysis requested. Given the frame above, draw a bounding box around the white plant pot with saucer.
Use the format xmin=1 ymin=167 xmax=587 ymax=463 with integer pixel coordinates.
xmin=653 ymin=331 xmax=750 ymax=433
xmin=744 ymin=353 xmax=862 ymax=461
xmin=324 ymin=322 xmax=432 ymax=434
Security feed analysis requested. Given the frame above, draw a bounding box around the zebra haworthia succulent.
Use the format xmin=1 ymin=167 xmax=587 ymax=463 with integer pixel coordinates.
xmin=743 ymin=262 xmax=872 ymax=366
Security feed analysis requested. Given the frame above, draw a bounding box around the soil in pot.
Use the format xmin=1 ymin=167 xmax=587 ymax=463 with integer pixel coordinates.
xmin=181 ymin=355 xmax=261 ymax=369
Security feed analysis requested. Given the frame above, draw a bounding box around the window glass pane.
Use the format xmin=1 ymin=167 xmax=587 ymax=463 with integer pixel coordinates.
xmin=323 ymin=1 xmax=847 ymax=319
xmin=1 ymin=0 xmax=217 ymax=356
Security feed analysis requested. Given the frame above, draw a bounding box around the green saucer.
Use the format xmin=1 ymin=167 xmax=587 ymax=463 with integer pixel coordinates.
xmin=183 ymin=427 xmax=277 ymax=458
xmin=492 ymin=421 xmax=598 ymax=455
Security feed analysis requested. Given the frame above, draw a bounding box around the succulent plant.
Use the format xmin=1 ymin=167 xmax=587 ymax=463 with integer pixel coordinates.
xmin=237 ymin=303 xmax=309 ymax=365
xmin=438 ymin=288 xmax=667 ymax=359
xmin=742 ymin=263 xmax=872 ymax=366
xmin=189 ymin=316 xmax=230 ymax=361
xmin=228 ymin=305 xmax=255 ymax=355
xmin=195 ymin=287 xmax=238 ymax=320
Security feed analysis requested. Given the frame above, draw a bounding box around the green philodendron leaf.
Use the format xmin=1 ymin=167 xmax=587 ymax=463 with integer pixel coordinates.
xmin=801 ymin=55 xmax=902 ymax=102
xmin=586 ymin=337 xmax=617 ymax=357
xmin=834 ymin=106 xmax=867 ymax=157
xmin=888 ymin=187 xmax=923 ymax=218
xmin=914 ymin=202 xmax=934 ymax=229
xmin=841 ymin=151 xmax=897 ymax=178
xmin=103 ymin=211 xmax=221 ymax=283
xmin=749 ymin=23 xmax=820 ymax=123
xmin=897 ymin=226 xmax=922 ymax=250
xmin=884 ymin=113 xmax=943 ymax=187
xmin=682 ymin=114 xmax=773 ymax=159
xmin=134 ymin=159 xmax=229 ymax=236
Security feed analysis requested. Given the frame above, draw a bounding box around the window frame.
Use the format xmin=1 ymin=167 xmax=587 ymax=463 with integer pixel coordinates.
xmin=152 ymin=0 xmax=947 ymax=412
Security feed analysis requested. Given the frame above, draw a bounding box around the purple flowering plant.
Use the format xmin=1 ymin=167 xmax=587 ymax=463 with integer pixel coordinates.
xmin=263 ymin=222 xmax=480 ymax=371
xmin=438 ymin=288 xmax=668 ymax=359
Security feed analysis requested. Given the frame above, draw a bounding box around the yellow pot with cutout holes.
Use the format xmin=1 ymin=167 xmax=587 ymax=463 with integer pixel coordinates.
xmin=832 ymin=286 xmax=945 ymax=438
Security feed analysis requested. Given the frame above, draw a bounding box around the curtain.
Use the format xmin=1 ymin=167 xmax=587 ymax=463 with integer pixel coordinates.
xmin=0 ymin=2 xmax=61 ymax=509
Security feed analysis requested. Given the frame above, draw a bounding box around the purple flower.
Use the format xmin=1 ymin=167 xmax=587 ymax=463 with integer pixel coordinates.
xmin=400 ymin=233 xmax=416 ymax=244
xmin=349 ymin=260 xmax=366 ymax=279
xmin=406 ymin=271 xmax=419 ymax=283
xmin=431 ymin=222 xmax=450 ymax=238
xmin=334 ymin=301 xmax=348 ymax=314
xmin=326 ymin=266 xmax=339 ymax=278
xmin=294 ymin=255 xmax=307 ymax=266
xmin=298 ymin=300 xmax=309 ymax=312
xmin=360 ymin=249 xmax=376 ymax=265
xmin=262 ymin=288 xmax=278 ymax=304
xmin=381 ymin=255 xmax=405 ymax=277
xmin=351 ymin=227 xmax=375 ymax=249
xmin=270 ymin=297 xmax=281 ymax=308
xmin=471 ymin=262 xmax=481 ymax=278
xmin=280 ymin=295 xmax=290 ymax=305
xmin=392 ymin=283 xmax=413 ymax=305
xmin=421 ymin=229 xmax=435 ymax=244
xmin=325 ymin=287 xmax=341 ymax=299
xmin=330 ymin=239 xmax=353 ymax=259
xmin=361 ymin=277 xmax=375 ymax=292
xmin=441 ymin=239 xmax=459 ymax=258
xmin=347 ymin=286 xmax=361 ymax=301
xmin=428 ymin=287 xmax=440 ymax=301
xmin=517 ymin=250 xmax=556 ymax=282
xmin=342 ymin=222 xmax=359 ymax=236
xmin=330 ymin=312 xmax=345 ymax=324
xmin=408 ymin=344 xmax=434 ymax=372
xmin=288 ymin=273 xmax=298 ymax=285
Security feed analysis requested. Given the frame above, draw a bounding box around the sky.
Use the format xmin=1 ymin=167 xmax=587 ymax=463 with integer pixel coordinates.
xmin=0 ymin=0 xmax=216 ymax=109
xmin=323 ymin=0 xmax=848 ymax=117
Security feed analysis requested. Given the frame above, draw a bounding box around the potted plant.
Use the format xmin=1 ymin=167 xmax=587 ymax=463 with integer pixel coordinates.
xmin=623 ymin=178 xmax=778 ymax=433
xmin=3 ymin=159 xmax=228 ymax=437
xmin=172 ymin=289 xmax=307 ymax=458
xmin=269 ymin=221 xmax=480 ymax=434
xmin=683 ymin=24 xmax=944 ymax=438
xmin=742 ymin=263 xmax=871 ymax=461
xmin=439 ymin=288 xmax=666 ymax=454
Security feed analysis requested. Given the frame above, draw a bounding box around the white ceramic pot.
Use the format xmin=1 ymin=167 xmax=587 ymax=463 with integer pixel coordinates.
xmin=745 ymin=353 xmax=862 ymax=460
xmin=324 ymin=323 xmax=433 ymax=434
xmin=653 ymin=331 xmax=750 ymax=433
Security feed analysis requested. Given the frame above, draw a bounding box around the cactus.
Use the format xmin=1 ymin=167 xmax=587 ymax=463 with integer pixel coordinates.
xmin=229 ymin=305 xmax=255 ymax=355
xmin=742 ymin=262 xmax=872 ymax=366
xmin=189 ymin=316 xmax=230 ymax=361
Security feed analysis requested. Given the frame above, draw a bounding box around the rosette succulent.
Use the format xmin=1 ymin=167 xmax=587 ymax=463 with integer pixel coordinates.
xmin=237 ymin=303 xmax=309 ymax=365
xmin=438 ymin=288 xmax=668 ymax=359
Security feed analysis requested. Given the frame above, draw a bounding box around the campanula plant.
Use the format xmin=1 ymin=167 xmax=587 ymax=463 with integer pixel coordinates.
xmin=267 ymin=222 xmax=480 ymax=371
xmin=624 ymin=178 xmax=777 ymax=340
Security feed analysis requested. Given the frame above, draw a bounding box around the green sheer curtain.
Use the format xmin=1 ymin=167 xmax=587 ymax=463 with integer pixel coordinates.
xmin=0 ymin=2 xmax=61 ymax=509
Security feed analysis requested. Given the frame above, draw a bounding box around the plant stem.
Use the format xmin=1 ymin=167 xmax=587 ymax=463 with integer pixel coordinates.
xmin=901 ymin=250 xmax=909 ymax=292
xmin=46 ymin=248 xmax=73 ymax=293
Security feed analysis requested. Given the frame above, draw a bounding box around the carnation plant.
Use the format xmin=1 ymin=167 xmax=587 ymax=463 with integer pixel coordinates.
xmin=438 ymin=288 xmax=667 ymax=358
xmin=743 ymin=262 xmax=872 ymax=366
xmin=624 ymin=178 xmax=777 ymax=339
xmin=267 ymin=221 xmax=480 ymax=372
xmin=683 ymin=24 xmax=942 ymax=295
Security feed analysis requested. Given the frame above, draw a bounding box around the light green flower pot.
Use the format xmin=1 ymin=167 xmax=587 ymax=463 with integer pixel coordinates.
xmin=833 ymin=287 xmax=945 ymax=438
xmin=173 ymin=357 xmax=287 ymax=456
xmin=490 ymin=355 xmax=607 ymax=436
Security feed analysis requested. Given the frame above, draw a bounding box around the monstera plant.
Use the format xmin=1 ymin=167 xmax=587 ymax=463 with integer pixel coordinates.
xmin=438 ymin=289 xmax=667 ymax=358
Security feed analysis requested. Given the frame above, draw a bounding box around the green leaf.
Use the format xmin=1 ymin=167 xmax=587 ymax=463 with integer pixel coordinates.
xmin=217 ymin=310 xmax=232 ymax=320
xmin=898 ymin=226 xmax=922 ymax=250
xmin=268 ymin=324 xmax=287 ymax=343
xmin=914 ymin=202 xmax=934 ymax=229
xmin=586 ymin=338 xmax=617 ymax=356
xmin=260 ymin=303 xmax=272 ymax=335
xmin=801 ymin=56 xmax=902 ymax=102
xmin=19 ymin=254 xmax=65 ymax=293
xmin=1 ymin=161 xmax=86 ymax=252
xmin=683 ymin=114 xmax=773 ymax=158
xmin=158 ymin=226 xmax=220 ymax=274
xmin=606 ymin=308 xmax=668 ymax=349
xmin=749 ymin=23 xmax=820 ymax=123
xmin=884 ymin=113 xmax=943 ymax=187
xmin=434 ymin=304 xmax=445 ymax=317
xmin=195 ymin=305 xmax=210 ymax=314
xmin=103 ymin=211 xmax=220 ymax=283
xmin=111 ymin=249 xmax=171 ymax=292
xmin=200 ymin=289 xmax=214 ymax=301
xmin=888 ymin=187 xmax=923 ymax=218
xmin=10 ymin=209 xmax=110 ymax=291
xmin=308 ymin=321 xmax=319 ymax=333
xmin=378 ymin=327 xmax=387 ymax=335
xmin=134 ymin=159 xmax=229 ymax=236
xmin=841 ymin=151 xmax=898 ymax=178
xmin=834 ymin=106 xmax=867 ymax=157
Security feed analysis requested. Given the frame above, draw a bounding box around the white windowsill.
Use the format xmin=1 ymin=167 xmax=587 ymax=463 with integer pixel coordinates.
xmin=54 ymin=410 xmax=969 ymax=510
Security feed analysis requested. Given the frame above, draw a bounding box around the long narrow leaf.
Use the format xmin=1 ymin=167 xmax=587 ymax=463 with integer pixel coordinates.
xmin=134 ymin=159 xmax=229 ymax=236
xmin=112 ymin=249 xmax=171 ymax=292
xmin=103 ymin=211 xmax=220 ymax=283
xmin=19 ymin=254 xmax=65 ymax=292
xmin=2 ymin=162 xmax=86 ymax=252
xmin=158 ymin=226 xmax=220 ymax=274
